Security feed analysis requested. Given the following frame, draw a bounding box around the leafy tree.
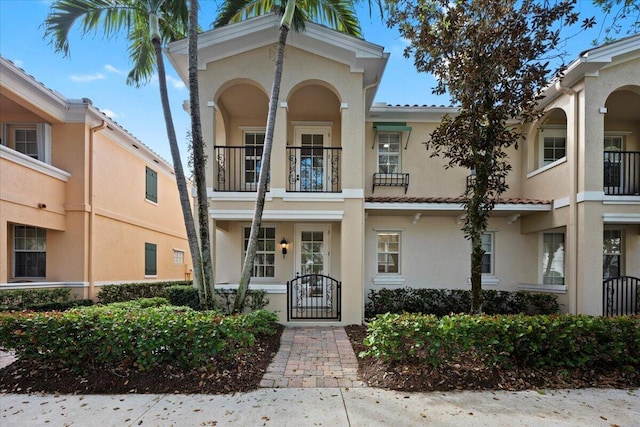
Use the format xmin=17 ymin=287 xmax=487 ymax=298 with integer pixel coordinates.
xmin=592 ymin=0 xmax=640 ymax=41
xmin=386 ymin=0 xmax=579 ymax=313
xmin=44 ymin=0 xmax=209 ymax=300
xmin=214 ymin=0 xmax=361 ymax=313
xmin=187 ymin=0 xmax=215 ymax=307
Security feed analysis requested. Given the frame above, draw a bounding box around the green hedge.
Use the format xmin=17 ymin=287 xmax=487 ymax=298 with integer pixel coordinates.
xmin=365 ymin=287 xmax=559 ymax=318
xmin=0 ymin=288 xmax=71 ymax=311
xmin=361 ymin=313 xmax=640 ymax=370
xmin=0 ymin=306 xmax=278 ymax=372
xmin=97 ymin=281 xmax=192 ymax=304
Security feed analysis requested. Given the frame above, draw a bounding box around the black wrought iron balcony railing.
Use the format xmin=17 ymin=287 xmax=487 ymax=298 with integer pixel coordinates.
xmin=213 ymin=146 xmax=269 ymax=192
xmin=286 ymin=147 xmax=342 ymax=193
xmin=372 ymin=173 xmax=409 ymax=193
xmin=604 ymin=151 xmax=640 ymax=196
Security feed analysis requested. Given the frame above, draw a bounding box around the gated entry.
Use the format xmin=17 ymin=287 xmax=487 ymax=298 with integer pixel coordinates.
xmin=287 ymin=274 xmax=341 ymax=321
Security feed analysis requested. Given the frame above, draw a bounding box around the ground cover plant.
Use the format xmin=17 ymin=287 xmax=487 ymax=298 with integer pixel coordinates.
xmin=346 ymin=313 xmax=640 ymax=391
xmin=0 ymin=302 xmax=281 ymax=394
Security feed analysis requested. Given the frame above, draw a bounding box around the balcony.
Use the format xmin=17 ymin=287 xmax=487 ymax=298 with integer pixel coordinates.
xmin=372 ymin=173 xmax=409 ymax=193
xmin=214 ymin=146 xmax=269 ymax=192
xmin=604 ymin=151 xmax=640 ymax=196
xmin=213 ymin=146 xmax=342 ymax=193
xmin=286 ymin=147 xmax=342 ymax=193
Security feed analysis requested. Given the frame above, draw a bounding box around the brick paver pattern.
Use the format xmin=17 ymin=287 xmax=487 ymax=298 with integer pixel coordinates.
xmin=260 ymin=327 xmax=367 ymax=388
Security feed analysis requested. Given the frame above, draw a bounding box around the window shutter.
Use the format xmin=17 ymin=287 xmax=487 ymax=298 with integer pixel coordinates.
xmin=146 ymin=167 xmax=158 ymax=203
xmin=145 ymin=243 xmax=157 ymax=276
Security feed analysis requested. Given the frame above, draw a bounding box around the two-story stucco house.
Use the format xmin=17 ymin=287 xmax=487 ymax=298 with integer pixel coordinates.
xmin=166 ymin=14 xmax=639 ymax=325
xmin=0 ymin=56 xmax=191 ymax=299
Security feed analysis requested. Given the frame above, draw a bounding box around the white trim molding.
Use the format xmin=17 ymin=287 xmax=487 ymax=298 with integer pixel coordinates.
xmin=372 ymin=275 xmax=405 ymax=286
xmin=526 ymin=157 xmax=567 ymax=179
xmin=602 ymin=213 xmax=640 ymax=224
xmin=365 ymin=202 xmax=550 ymax=213
xmin=209 ymin=209 xmax=344 ymax=220
xmin=518 ymin=283 xmax=567 ymax=294
xmin=577 ymin=191 xmax=604 ymax=202
xmin=467 ymin=276 xmax=500 ymax=286
xmin=603 ymin=196 xmax=640 ymax=204
xmin=553 ymin=197 xmax=570 ymax=209
xmin=2 ymin=282 xmax=88 ymax=290
xmin=215 ymin=283 xmax=287 ymax=294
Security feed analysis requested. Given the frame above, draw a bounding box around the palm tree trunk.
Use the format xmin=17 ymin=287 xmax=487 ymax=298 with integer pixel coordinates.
xmin=188 ymin=0 xmax=215 ymax=308
xmin=233 ymin=24 xmax=290 ymax=314
xmin=151 ymin=23 xmax=204 ymax=301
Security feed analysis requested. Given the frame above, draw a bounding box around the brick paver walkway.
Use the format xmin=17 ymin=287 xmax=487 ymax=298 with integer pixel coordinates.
xmin=260 ymin=327 xmax=367 ymax=388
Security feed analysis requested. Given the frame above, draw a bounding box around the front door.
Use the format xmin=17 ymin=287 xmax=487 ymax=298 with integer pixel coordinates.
xmin=295 ymin=224 xmax=330 ymax=306
xmin=294 ymin=126 xmax=330 ymax=192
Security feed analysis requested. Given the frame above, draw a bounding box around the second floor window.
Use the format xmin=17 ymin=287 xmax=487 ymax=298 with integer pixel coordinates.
xmin=146 ymin=167 xmax=158 ymax=203
xmin=539 ymin=127 xmax=566 ymax=166
xmin=2 ymin=123 xmax=51 ymax=163
xmin=377 ymin=133 xmax=401 ymax=174
xmin=244 ymin=131 xmax=265 ymax=187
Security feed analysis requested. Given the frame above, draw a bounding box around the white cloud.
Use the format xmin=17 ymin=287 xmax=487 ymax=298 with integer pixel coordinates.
xmin=167 ymin=75 xmax=186 ymax=90
xmin=101 ymin=109 xmax=117 ymax=119
xmin=70 ymin=73 xmax=106 ymax=82
xmin=104 ymin=64 xmax=124 ymax=75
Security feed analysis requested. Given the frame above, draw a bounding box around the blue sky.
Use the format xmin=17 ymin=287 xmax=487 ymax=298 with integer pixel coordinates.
xmin=0 ymin=0 xmax=624 ymax=168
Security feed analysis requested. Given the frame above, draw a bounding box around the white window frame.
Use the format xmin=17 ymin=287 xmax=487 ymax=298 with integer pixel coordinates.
xmin=538 ymin=126 xmax=566 ymax=167
xmin=243 ymin=226 xmax=276 ymax=279
xmin=173 ymin=249 xmax=185 ymax=265
xmin=603 ymin=228 xmax=623 ymax=279
xmin=13 ymin=225 xmax=46 ymax=278
xmin=376 ymin=231 xmax=401 ymax=275
xmin=2 ymin=123 xmax=52 ymax=164
xmin=541 ymin=232 xmax=565 ymax=286
xmin=377 ymin=132 xmax=402 ymax=174
xmin=242 ymin=128 xmax=265 ymax=189
xmin=481 ymin=232 xmax=495 ymax=276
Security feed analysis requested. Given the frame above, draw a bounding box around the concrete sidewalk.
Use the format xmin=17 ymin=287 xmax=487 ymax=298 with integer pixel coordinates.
xmin=2 ymin=387 xmax=639 ymax=426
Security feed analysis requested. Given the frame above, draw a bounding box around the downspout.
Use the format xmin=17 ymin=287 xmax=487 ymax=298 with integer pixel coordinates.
xmin=555 ymin=81 xmax=579 ymax=314
xmin=89 ymin=120 xmax=107 ymax=299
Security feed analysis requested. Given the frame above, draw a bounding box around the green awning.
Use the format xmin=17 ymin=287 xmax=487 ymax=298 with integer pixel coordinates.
xmin=372 ymin=122 xmax=413 ymax=149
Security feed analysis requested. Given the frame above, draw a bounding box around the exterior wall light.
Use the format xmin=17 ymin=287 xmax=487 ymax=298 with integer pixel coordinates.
xmin=280 ymin=238 xmax=288 ymax=258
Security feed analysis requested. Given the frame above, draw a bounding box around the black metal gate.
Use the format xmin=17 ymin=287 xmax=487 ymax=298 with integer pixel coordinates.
xmin=603 ymin=276 xmax=640 ymax=316
xmin=287 ymin=274 xmax=341 ymax=321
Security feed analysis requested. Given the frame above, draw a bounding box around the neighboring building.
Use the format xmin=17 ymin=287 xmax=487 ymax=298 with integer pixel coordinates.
xmin=0 ymin=56 xmax=191 ymax=299
xmin=166 ymin=14 xmax=640 ymax=325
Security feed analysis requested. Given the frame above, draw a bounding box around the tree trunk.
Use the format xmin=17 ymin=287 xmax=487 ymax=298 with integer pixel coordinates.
xmin=188 ymin=0 xmax=215 ymax=308
xmin=151 ymin=31 xmax=203 ymax=300
xmin=233 ymin=25 xmax=289 ymax=314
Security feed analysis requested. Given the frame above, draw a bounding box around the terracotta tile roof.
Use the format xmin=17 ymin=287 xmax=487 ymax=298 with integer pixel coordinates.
xmin=365 ymin=196 xmax=552 ymax=205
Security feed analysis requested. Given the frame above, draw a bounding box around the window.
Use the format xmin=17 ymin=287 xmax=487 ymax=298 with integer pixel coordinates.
xmin=173 ymin=249 xmax=185 ymax=265
xmin=145 ymin=167 xmax=158 ymax=203
xmin=244 ymin=131 xmax=265 ymax=187
xmin=481 ymin=233 xmax=494 ymax=275
xmin=377 ymin=133 xmax=401 ymax=174
xmin=538 ymin=128 xmax=566 ymax=166
xmin=145 ymin=242 xmax=157 ymax=276
xmin=542 ymin=233 xmax=565 ymax=285
xmin=243 ymin=227 xmax=275 ymax=278
xmin=377 ymin=232 xmax=400 ymax=274
xmin=2 ymin=123 xmax=51 ymax=163
xmin=604 ymin=135 xmax=624 ymax=191
xmin=13 ymin=225 xmax=46 ymax=278
xmin=603 ymin=229 xmax=622 ymax=279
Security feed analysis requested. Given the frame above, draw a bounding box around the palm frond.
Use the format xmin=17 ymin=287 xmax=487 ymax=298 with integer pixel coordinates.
xmin=126 ymin=17 xmax=156 ymax=85
xmin=214 ymin=0 xmax=278 ymax=27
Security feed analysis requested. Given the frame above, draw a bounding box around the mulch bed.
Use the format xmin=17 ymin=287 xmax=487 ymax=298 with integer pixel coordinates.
xmin=0 ymin=325 xmax=283 ymax=395
xmin=344 ymin=324 xmax=640 ymax=392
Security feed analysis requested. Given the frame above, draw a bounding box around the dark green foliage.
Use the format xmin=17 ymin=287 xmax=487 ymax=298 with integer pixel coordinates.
xmin=365 ymin=287 xmax=559 ymax=318
xmin=361 ymin=312 xmax=640 ymax=370
xmin=0 ymin=288 xmax=90 ymax=311
xmin=214 ymin=289 xmax=269 ymax=315
xmin=0 ymin=306 xmax=278 ymax=372
xmin=97 ymin=281 xmax=192 ymax=304
xmin=166 ymin=285 xmax=201 ymax=309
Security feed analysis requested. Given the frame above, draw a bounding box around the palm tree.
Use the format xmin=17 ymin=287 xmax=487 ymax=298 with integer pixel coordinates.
xmin=44 ymin=0 xmax=209 ymax=301
xmin=187 ymin=0 xmax=215 ymax=307
xmin=214 ymin=0 xmax=361 ymax=313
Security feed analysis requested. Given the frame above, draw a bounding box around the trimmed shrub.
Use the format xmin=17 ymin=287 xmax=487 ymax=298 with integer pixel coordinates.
xmin=365 ymin=287 xmax=559 ymax=318
xmin=0 ymin=306 xmax=279 ymax=372
xmin=214 ymin=289 xmax=269 ymax=314
xmin=29 ymin=299 xmax=94 ymax=312
xmin=0 ymin=288 xmax=72 ymax=311
xmin=166 ymin=285 xmax=200 ymax=310
xmin=97 ymin=281 xmax=192 ymax=304
xmin=361 ymin=313 xmax=640 ymax=370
